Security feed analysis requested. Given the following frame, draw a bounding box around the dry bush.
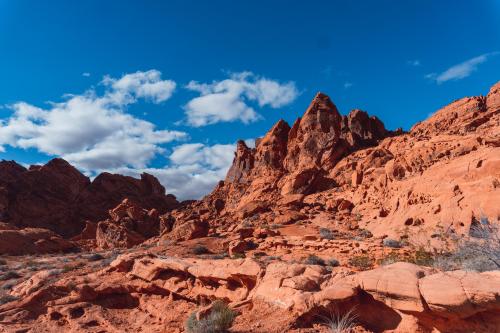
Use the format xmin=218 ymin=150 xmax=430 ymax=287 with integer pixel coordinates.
xmin=185 ymin=300 xmax=236 ymax=333
xmin=322 ymin=307 xmax=358 ymax=333
xmin=434 ymin=217 xmax=500 ymax=272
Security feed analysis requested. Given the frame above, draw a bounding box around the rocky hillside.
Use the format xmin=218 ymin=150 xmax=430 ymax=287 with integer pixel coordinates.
xmin=171 ymin=81 xmax=499 ymax=245
xmin=0 ymin=82 xmax=499 ymax=333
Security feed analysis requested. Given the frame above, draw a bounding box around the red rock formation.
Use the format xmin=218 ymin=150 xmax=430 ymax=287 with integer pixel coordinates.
xmin=92 ymin=199 xmax=163 ymax=249
xmin=177 ymin=81 xmax=499 ymax=245
xmin=0 ymin=227 xmax=75 ymax=255
xmin=0 ymin=159 xmax=179 ymax=238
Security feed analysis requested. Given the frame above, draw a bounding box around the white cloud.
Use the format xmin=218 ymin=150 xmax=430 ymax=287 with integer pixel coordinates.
xmin=407 ymin=60 xmax=421 ymax=66
xmin=113 ymin=142 xmax=236 ymax=200
xmin=184 ymin=71 xmax=298 ymax=127
xmin=427 ymin=52 xmax=499 ymax=84
xmin=343 ymin=82 xmax=353 ymax=89
xmin=103 ymin=70 xmax=176 ymax=104
xmin=82 ymin=72 xmax=91 ymax=77
xmin=0 ymin=70 xmax=186 ymax=170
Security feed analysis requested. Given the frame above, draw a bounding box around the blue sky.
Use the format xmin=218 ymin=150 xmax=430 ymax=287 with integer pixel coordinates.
xmin=0 ymin=0 xmax=499 ymax=199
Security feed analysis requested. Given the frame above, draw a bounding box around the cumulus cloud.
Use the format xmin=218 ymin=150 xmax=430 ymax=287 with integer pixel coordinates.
xmin=103 ymin=70 xmax=177 ymax=104
xmin=114 ymin=142 xmax=236 ymax=200
xmin=184 ymin=71 xmax=298 ymax=127
xmin=0 ymin=70 xmax=186 ymax=170
xmin=427 ymin=52 xmax=499 ymax=84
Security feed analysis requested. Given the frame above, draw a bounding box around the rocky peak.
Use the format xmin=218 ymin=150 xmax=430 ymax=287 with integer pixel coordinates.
xmin=254 ymin=119 xmax=290 ymax=171
xmin=341 ymin=109 xmax=388 ymax=148
xmin=225 ymin=140 xmax=254 ymax=184
xmin=284 ymin=92 xmax=344 ymax=172
xmin=486 ymin=80 xmax=500 ymax=112
xmin=0 ymin=160 xmax=27 ymax=183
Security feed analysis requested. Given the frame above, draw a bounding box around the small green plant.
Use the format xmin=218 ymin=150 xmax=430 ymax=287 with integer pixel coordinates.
xmin=185 ymin=300 xmax=237 ymax=333
xmin=192 ymin=244 xmax=209 ymax=255
xmin=305 ymin=255 xmax=325 ymax=266
xmin=319 ymin=228 xmax=335 ymax=240
xmin=349 ymin=256 xmax=373 ymax=270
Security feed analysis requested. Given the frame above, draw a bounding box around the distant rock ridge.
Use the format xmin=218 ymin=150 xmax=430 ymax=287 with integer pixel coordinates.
xmin=0 ymin=158 xmax=179 ymax=238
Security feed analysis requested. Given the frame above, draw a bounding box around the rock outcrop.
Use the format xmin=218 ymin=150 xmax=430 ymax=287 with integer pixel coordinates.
xmin=175 ymin=81 xmax=500 ymax=245
xmin=1 ymin=254 xmax=499 ymax=332
xmin=0 ymin=159 xmax=179 ymax=238
xmin=0 ymin=227 xmax=76 ymax=255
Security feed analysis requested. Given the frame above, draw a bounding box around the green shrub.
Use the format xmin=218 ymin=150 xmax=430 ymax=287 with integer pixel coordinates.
xmin=232 ymin=252 xmax=245 ymax=259
xmin=305 ymin=255 xmax=325 ymax=266
xmin=325 ymin=258 xmax=340 ymax=267
xmin=0 ymin=271 xmax=21 ymax=281
xmin=413 ymin=247 xmax=434 ymax=266
xmin=349 ymin=256 xmax=373 ymax=270
xmin=185 ymin=300 xmax=236 ymax=333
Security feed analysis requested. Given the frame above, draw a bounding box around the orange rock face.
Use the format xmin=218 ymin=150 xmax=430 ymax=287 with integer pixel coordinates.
xmin=1 ymin=81 xmax=499 ymax=333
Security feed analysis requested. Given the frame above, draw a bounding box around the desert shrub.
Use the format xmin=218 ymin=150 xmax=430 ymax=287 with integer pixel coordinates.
xmin=47 ymin=268 xmax=63 ymax=276
xmin=0 ymin=294 xmax=19 ymax=305
xmin=192 ymin=244 xmax=209 ymax=255
xmin=349 ymin=256 xmax=373 ymax=270
xmin=87 ymin=253 xmax=105 ymax=261
xmin=325 ymin=258 xmax=340 ymax=267
xmin=0 ymin=271 xmax=21 ymax=281
xmin=305 ymin=255 xmax=325 ymax=266
xmin=383 ymin=238 xmax=401 ymax=248
xmin=358 ymin=229 xmax=373 ymax=239
xmin=210 ymin=253 xmax=228 ymax=260
xmin=378 ymin=252 xmax=403 ymax=266
xmin=413 ymin=247 xmax=434 ymax=266
xmin=0 ymin=259 xmax=7 ymax=266
xmin=2 ymin=280 xmax=17 ymax=290
xmin=319 ymin=228 xmax=335 ymax=240
xmin=460 ymin=220 xmax=500 ymax=271
xmin=433 ymin=220 xmax=500 ymax=272
xmin=323 ymin=307 xmax=358 ymax=333
xmin=185 ymin=300 xmax=237 ymax=333
xmin=232 ymin=252 xmax=246 ymax=259
xmin=62 ymin=265 xmax=74 ymax=273
xmin=263 ymin=255 xmax=281 ymax=262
